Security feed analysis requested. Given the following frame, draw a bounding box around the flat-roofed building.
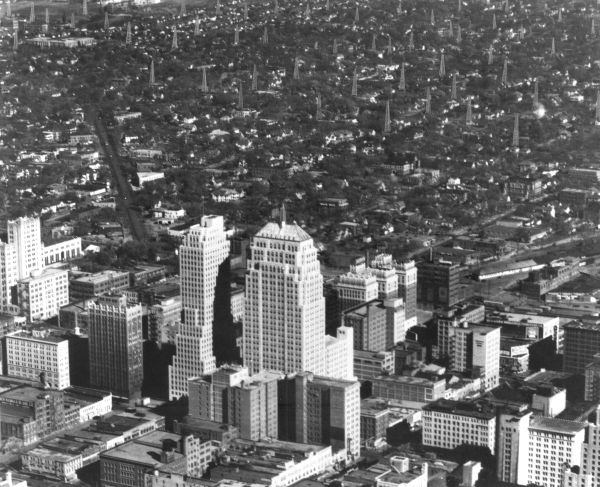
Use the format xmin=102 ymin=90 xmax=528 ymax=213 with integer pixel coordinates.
xmin=371 ymin=375 xmax=446 ymax=404
xmin=5 ymin=329 xmax=70 ymax=389
xmin=422 ymin=399 xmax=497 ymax=454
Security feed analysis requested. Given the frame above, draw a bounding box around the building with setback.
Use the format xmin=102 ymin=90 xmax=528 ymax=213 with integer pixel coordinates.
xmin=169 ymin=216 xmax=229 ymax=399
xmin=88 ymin=294 xmax=143 ymax=398
xmin=564 ymin=319 xmax=600 ymax=374
xmin=243 ymin=215 xmax=326 ymax=376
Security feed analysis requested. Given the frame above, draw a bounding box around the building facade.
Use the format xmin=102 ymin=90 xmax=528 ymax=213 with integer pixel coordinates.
xmin=6 ymin=330 xmax=70 ymax=390
xmin=17 ymin=267 xmax=69 ymax=322
xmin=88 ymin=294 xmax=143 ymax=399
xmin=7 ymin=216 xmax=43 ymax=280
xmin=243 ymin=218 xmax=326 ymax=376
xmin=169 ymin=216 xmax=230 ymax=400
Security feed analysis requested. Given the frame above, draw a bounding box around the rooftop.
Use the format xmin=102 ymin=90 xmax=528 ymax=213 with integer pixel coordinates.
xmin=0 ymin=385 xmax=57 ymax=404
xmin=6 ymin=330 xmax=66 ymax=344
xmin=255 ymin=221 xmax=311 ymax=242
xmin=423 ymin=399 xmax=497 ymax=420
xmin=100 ymin=439 xmax=185 ymax=470
xmin=486 ymin=311 xmax=558 ymax=326
xmin=529 ymin=416 xmax=586 ymax=435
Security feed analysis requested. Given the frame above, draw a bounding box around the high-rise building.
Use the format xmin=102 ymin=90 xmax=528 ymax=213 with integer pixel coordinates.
xmin=278 ymin=372 xmax=360 ymax=461
xmin=451 ymin=324 xmax=500 ymax=391
xmin=584 ymin=353 xmax=600 ymax=402
xmin=324 ymin=325 xmax=355 ymax=380
xmin=169 ymin=216 xmax=230 ymax=400
xmin=497 ymin=411 xmax=587 ymax=487
xmin=88 ymin=294 xmax=143 ymax=399
xmin=7 ymin=216 xmax=43 ymax=280
xmin=5 ymin=329 xmax=70 ymax=390
xmin=417 ymin=258 xmax=464 ymax=307
xmin=395 ymin=260 xmax=417 ymax=329
xmin=435 ymin=304 xmax=485 ymax=360
xmin=188 ymin=366 xmax=280 ymax=441
xmin=342 ymin=298 xmax=406 ymax=351
xmin=243 ymin=217 xmax=326 ymax=376
xmin=17 ymin=267 xmax=69 ymax=322
xmin=0 ymin=242 xmax=18 ymax=313
xmin=564 ymin=319 xmax=600 ymax=374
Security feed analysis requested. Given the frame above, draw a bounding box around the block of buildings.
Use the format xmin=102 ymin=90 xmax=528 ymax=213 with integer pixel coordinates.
xmin=209 ymin=438 xmax=333 ymax=487
xmin=354 ymin=350 xmax=395 ymax=381
xmin=278 ymin=372 xmax=361 ymax=461
xmin=417 ymin=258 xmax=464 ymax=308
xmin=563 ymin=319 xmax=600 ymax=374
xmin=43 ymin=237 xmax=82 ymax=266
xmin=70 ymin=270 xmax=130 ymax=301
xmin=422 ymin=399 xmax=497 ymax=454
xmin=5 ymin=329 xmax=70 ymax=390
xmin=371 ymin=375 xmax=446 ymax=405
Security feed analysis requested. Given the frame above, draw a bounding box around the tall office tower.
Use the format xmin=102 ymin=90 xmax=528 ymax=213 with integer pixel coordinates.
xmin=584 ymin=353 xmax=600 ymax=401
xmin=324 ymin=325 xmax=355 ymax=380
xmin=496 ymin=411 xmax=532 ymax=485
xmin=88 ymin=294 xmax=143 ymax=399
xmin=335 ymin=269 xmax=378 ymax=314
xmin=580 ymin=406 xmax=600 ymax=484
xmin=452 ymin=325 xmax=500 ymax=391
xmin=564 ymin=319 xmax=600 ymax=374
xmin=0 ymin=242 xmax=18 ymax=313
xmin=82 ymin=0 xmax=87 ymax=16
xmin=343 ymin=298 xmax=405 ymax=351
xmin=7 ymin=216 xmax=43 ymax=280
xmin=383 ymin=100 xmax=391 ymax=134
xmin=243 ymin=215 xmax=326 ymax=376
xmin=512 ymin=113 xmax=520 ymax=148
xmin=278 ymin=372 xmax=360 ymax=461
xmin=435 ymin=304 xmax=485 ymax=359
xmin=396 ymin=260 xmax=417 ymax=329
xmin=17 ymin=267 xmax=69 ymax=322
xmin=169 ymin=216 xmax=229 ymax=400
xmin=188 ymin=366 xmax=281 ymax=441
xmin=497 ymin=411 xmax=587 ymax=487
xmin=417 ymin=258 xmax=464 ymax=308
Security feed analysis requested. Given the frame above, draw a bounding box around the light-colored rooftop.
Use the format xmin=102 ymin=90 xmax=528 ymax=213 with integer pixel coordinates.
xmin=255 ymin=222 xmax=311 ymax=242
xmin=529 ymin=416 xmax=586 ymax=435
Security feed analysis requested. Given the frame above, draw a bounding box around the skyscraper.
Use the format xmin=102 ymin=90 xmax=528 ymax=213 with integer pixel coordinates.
xmin=7 ymin=216 xmax=43 ymax=280
xmin=169 ymin=216 xmax=230 ymax=400
xmin=243 ymin=215 xmax=326 ymax=376
xmin=0 ymin=242 xmax=17 ymax=313
xmin=88 ymin=294 xmax=143 ymax=399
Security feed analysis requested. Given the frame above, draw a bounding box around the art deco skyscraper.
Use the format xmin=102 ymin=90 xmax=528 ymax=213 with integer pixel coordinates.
xmin=7 ymin=216 xmax=43 ymax=280
xmin=169 ymin=215 xmax=230 ymax=399
xmin=243 ymin=213 xmax=326 ymax=376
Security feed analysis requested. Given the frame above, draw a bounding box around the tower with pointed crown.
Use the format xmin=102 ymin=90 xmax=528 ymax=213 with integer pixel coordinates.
xmin=399 ymin=63 xmax=406 ymax=91
xmin=501 ymin=57 xmax=508 ymax=85
xmin=352 ymin=69 xmax=358 ymax=96
xmin=126 ymin=22 xmax=132 ymax=45
xmin=194 ymin=16 xmax=200 ymax=36
xmin=293 ymin=57 xmax=300 ymax=80
xmin=384 ymin=100 xmax=391 ymax=134
xmin=29 ymin=3 xmax=34 ymax=23
xmin=512 ymin=113 xmax=519 ymax=148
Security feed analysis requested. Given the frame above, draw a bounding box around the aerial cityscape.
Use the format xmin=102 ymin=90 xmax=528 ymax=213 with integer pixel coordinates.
xmin=1 ymin=0 xmax=600 ymax=486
